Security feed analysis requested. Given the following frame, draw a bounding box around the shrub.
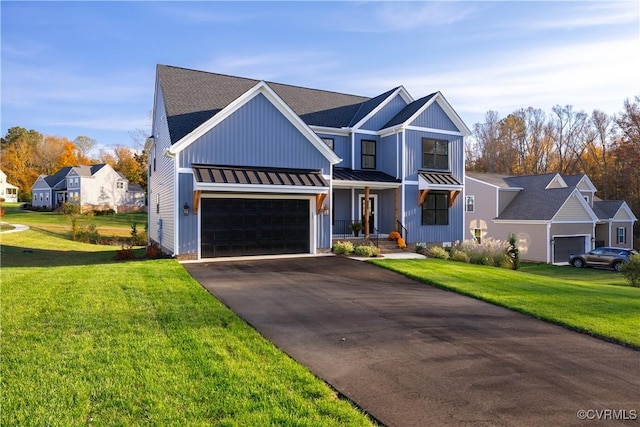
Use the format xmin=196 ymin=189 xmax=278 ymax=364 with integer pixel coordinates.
xmin=397 ymin=238 xmax=407 ymax=249
xmin=452 ymin=237 xmax=511 ymax=268
xmin=620 ymin=254 xmax=640 ymax=287
xmin=450 ymin=249 xmax=470 ymax=263
xmin=427 ymin=246 xmax=450 ymax=260
xmin=146 ymin=241 xmax=163 ymax=259
xmin=388 ymin=231 xmax=401 ymax=241
xmin=332 ymin=241 xmax=354 ymax=255
xmin=94 ymin=209 xmax=116 ymax=216
xmin=60 ymin=202 xmax=81 ymax=216
xmin=508 ymin=233 xmax=520 ymax=270
xmin=354 ymin=243 xmax=380 ymax=257
xmin=75 ymin=224 xmax=101 ymax=244
xmin=115 ymin=245 xmax=135 ymax=261
xmin=414 ymin=242 xmax=428 ymax=254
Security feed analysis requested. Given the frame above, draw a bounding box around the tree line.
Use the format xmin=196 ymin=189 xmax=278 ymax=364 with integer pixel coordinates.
xmin=467 ymin=96 xmax=640 ymax=242
xmin=0 ymin=127 xmax=148 ymax=202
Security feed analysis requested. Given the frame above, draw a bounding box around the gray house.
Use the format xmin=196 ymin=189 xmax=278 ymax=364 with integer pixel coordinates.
xmin=147 ymin=65 xmax=471 ymax=259
xmin=465 ymin=172 xmax=637 ymax=263
xmin=31 ymin=164 xmax=145 ymax=212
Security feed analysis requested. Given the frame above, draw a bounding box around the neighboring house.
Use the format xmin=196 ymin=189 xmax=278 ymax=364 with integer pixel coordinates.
xmin=0 ymin=169 xmax=19 ymax=202
xmin=465 ymin=172 xmax=637 ymax=263
xmin=31 ymin=164 xmax=146 ymax=212
xmin=147 ymin=64 xmax=471 ymax=259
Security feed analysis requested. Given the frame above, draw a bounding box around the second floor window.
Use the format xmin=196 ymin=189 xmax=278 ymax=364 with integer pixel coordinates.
xmin=361 ymin=140 xmax=376 ymax=169
xmin=117 ymin=181 xmax=124 ymax=189
xmin=422 ymin=138 xmax=448 ymax=170
xmin=421 ymin=191 xmax=449 ymax=225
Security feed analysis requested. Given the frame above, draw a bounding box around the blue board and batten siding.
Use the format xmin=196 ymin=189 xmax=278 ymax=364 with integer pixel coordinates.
xmin=380 ymin=133 xmax=401 ymax=179
xmin=317 ymin=133 xmax=350 ymax=169
xmin=361 ymin=94 xmax=408 ymax=131
xmin=410 ymin=101 xmax=459 ymax=132
xmin=148 ymin=84 xmax=176 ymax=254
xmin=175 ymin=92 xmax=333 ymax=253
xmin=402 ymin=101 xmax=466 ymax=244
xmin=179 ymin=93 xmax=331 ymax=173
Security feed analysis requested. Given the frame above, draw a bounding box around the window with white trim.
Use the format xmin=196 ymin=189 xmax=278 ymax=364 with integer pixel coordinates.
xmin=617 ymin=227 xmax=627 ymax=244
xmin=361 ymin=140 xmax=376 ymax=169
xmin=465 ymin=195 xmax=475 ymax=212
xmin=117 ymin=181 xmax=124 ymax=189
xmin=421 ymin=191 xmax=449 ymax=225
xmin=422 ymin=138 xmax=448 ymax=170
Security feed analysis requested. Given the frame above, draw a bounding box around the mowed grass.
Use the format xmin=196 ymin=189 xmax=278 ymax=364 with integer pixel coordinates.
xmin=1 ymin=213 xmax=373 ymax=425
xmin=370 ymin=258 xmax=640 ymax=349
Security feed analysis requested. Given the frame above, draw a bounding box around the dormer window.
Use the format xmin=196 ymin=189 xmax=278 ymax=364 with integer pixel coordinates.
xmin=117 ymin=181 xmax=125 ymax=189
xmin=422 ymin=138 xmax=448 ymax=170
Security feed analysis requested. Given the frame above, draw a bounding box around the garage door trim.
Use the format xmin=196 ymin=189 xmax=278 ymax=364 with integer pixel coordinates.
xmin=552 ymin=234 xmax=590 ymax=264
xmin=198 ymin=193 xmax=316 ymax=259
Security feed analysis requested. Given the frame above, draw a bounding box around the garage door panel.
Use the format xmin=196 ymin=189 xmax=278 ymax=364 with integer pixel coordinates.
xmin=554 ymin=237 xmax=586 ymax=263
xmin=201 ymin=198 xmax=310 ymax=258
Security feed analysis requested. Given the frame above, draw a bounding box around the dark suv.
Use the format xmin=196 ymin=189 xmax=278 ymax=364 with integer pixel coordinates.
xmin=569 ymin=247 xmax=638 ymax=271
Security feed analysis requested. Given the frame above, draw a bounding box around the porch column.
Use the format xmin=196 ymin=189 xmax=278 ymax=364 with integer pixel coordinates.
xmin=364 ymin=186 xmax=370 ymax=239
xmin=394 ymin=187 xmax=399 ymax=231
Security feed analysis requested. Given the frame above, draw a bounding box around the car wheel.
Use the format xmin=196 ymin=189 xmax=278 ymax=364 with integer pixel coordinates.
xmin=572 ymin=258 xmax=584 ymax=268
xmin=613 ymin=261 xmax=622 ymax=272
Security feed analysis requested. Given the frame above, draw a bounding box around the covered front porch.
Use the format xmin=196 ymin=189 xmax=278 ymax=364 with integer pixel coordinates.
xmin=331 ymin=168 xmax=403 ymax=241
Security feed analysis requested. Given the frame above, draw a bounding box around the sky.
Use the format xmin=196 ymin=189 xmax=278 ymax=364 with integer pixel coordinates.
xmin=1 ymin=1 xmax=639 ymax=155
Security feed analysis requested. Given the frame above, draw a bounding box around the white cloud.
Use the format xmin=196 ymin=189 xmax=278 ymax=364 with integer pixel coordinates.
xmin=356 ymin=36 xmax=639 ymax=124
xmin=520 ymin=1 xmax=638 ymax=30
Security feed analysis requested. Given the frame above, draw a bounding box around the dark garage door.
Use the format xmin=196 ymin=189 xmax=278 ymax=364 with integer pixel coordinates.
xmin=554 ymin=236 xmax=586 ymax=263
xmin=201 ymin=198 xmax=310 ymax=258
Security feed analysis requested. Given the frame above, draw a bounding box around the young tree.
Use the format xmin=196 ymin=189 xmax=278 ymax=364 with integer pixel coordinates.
xmin=74 ymin=135 xmax=97 ymax=158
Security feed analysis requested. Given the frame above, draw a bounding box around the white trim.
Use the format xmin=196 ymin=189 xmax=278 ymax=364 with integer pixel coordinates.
xmin=493 ymin=219 xmax=551 ymax=224
xmin=614 ymin=203 xmax=638 ymax=222
xmin=332 ymin=180 xmax=401 ymax=190
xmin=551 ymin=189 xmax=599 ymax=222
xmin=354 ymin=129 xmax=378 ymax=136
xmin=358 ymin=193 xmax=379 ymax=231
xmin=404 ymin=125 xmax=464 ymax=137
xmin=173 ymin=151 xmax=180 ymax=256
xmin=404 ymin=180 xmax=419 ymax=186
xmin=168 ymin=81 xmax=341 ymax=165
xmin=391 ymin=92 xmax=471 ymax=136
xmin=551 ymin=234 xmax=590 ymax=264
xmin=351 ymin=87 xmax=413 ymax=130
xmin=545 ymin=173 xmax=568 ymax=189
xmin=309 ymin=125 xmax=351 ymax=136
xmin=178 ymin=167 xmax=193 ymax=174
xmin=199 ymin=193 xmax=317 ymax=257
xmin=195 ymin=182 xmax=329 ymax=194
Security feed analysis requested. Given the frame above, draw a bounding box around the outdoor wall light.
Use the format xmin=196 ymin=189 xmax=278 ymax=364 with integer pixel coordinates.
xmin=322 ymin=205 xmax=329 ymax=216
xmin=183 ymin=202 xmax=190 ymax=216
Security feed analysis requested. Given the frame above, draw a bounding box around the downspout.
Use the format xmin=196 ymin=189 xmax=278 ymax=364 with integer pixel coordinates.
xmin=547 ymin=222 xmax=551 ymax=263
xmin=401 ymin=129 xmax=406 ymax=230
xmin=174 ymin=151 xmax=180 ymax=257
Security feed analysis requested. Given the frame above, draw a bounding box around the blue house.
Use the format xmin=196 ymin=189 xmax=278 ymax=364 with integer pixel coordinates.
xmin=147 ymin=65 xmax=471 ymax=259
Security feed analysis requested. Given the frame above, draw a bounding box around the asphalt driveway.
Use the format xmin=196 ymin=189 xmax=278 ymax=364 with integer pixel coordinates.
xmin=185 ymin=256 xmax=640 ymax=427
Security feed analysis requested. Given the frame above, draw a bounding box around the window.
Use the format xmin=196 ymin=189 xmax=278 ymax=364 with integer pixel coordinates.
xmin=153 ymin=145 xmax=157 ymax=172
xmin=465 ymin=195 xmax=475 ymax=212
xmin=474 ymin=228 xmax=482 ymax=244
xmin=156 ymin=194 xmax=160 ymax=214
xmin=617 ymin=227 xmax=627 ymax=244
xmin=361 ymin=140 xmax=376 ymax=169
xmin=117 ymin=181 xmax=124 ymax=189
xmin=421 ymin=191 xmax=449 ymax=225
xmin=39 ymin=193 xmax=43 ymax=201
xmin=45 ymin=193 xmax=49 ymax=201
xmin=422 ymin=138 xmax=449 ymax=170
xmin=321 ymin=137 xmax=334 ymax=151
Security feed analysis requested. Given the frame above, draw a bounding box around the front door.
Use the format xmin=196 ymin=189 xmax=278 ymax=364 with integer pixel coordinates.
xmin=358 ymin=194 xmax=377 ymax=233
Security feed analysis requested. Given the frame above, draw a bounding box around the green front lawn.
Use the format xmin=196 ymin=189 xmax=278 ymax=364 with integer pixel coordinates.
xmin=1 ymin=214 xmax=372 ymax=425
xmin=371 ymin=259 xmax=640 ymax=349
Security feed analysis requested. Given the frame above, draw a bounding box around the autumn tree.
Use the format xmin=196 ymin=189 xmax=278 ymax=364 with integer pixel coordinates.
xmin=74 ymin=135 xmax=97 ymax=160
xmin=1 ymin=139 xmax=39 ymax=201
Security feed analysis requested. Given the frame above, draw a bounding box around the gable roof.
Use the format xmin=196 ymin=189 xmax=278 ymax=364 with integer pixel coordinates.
xmin=156 ymin=65 xmax=467 ymax=145
xmin=383 ymin=93 xmax=437 ymax=128
xmin=592 ymin=200 xmax=624 ymax=219
xmin=497 ymin=187 xmax=578 ymax=220
xmin=33 ymin=164 xmax=115 ymax=190
xmin=157 ymin=65 xmax=370 ymax=143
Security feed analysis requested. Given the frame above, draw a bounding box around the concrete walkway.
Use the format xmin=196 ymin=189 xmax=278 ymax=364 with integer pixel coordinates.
xmin=0 ymin=222 xmax=29 ymax=233
xmin=185 ymin=256 xmax=640 ymax=427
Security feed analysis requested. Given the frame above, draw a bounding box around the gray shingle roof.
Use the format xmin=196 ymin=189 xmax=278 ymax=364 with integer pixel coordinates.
xmin=497 ymin=187 xmax=575 ymax=220
xmin=466 ymin=172 xmax=518 ymax=188
xmin=592 ymin=200 xmax=624 ymax=219
xmin=157 ymin=65 xmax=396 ymax=143
xmin=383 ymin=93 xmax=437 ymax=128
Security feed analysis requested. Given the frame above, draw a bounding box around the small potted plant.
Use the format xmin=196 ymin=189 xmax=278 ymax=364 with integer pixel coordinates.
xmin=350 ymin=221 xmax=363 ymax=237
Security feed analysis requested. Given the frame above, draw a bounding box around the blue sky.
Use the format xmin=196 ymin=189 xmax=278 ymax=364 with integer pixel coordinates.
xmin=2 ymin=1 xmax=638 ymax=154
